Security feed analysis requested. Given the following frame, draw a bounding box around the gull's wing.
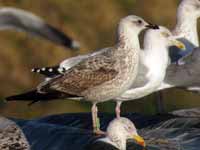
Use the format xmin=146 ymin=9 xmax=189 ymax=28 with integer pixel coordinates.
xmin=31 ymin=47 xmax=111 ymax=78
xmin=38 ymin=49 xmax=118 ymax=96
xmin=0 ymin=7 xmax=79 ymax=49
xmin=160 ymin=47 xmax=200 ymax=91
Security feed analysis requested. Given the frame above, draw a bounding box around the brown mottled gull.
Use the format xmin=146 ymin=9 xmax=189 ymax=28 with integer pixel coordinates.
xmin=6 ymin=15 xmax=158 ymax=134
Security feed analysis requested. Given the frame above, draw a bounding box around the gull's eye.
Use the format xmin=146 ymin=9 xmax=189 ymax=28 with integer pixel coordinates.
xmin=125 ymin=126 xmax=132 ymax=131
xmin=133 ymin=19 xmax=143 ymax=26
xmin=137 ymin=20 xmax=143 ymax=24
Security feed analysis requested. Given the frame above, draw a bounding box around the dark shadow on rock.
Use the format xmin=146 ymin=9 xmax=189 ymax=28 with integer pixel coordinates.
xmin=5 ymin=108 xmax=200 ymax=150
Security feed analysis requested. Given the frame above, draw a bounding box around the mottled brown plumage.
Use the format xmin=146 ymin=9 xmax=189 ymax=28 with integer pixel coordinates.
xmin=39 ymin=51 xmax=118 ymax=97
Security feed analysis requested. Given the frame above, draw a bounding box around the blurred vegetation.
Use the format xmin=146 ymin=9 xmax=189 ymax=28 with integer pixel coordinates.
xmin=0 ymin=0 xmax=200 ymax=119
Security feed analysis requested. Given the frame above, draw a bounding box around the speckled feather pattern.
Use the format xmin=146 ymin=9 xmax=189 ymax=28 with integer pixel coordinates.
xmin=0 ymin=117 xmax=30 ymax=150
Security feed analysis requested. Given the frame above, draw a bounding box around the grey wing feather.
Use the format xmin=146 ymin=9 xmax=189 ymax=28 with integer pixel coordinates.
xmin=163 ymin=47 xmax=200 ymax=89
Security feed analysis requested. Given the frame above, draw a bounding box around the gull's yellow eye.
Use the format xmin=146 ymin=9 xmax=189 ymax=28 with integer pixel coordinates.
xmin=161 ymin=32 xmax=170 ymax=37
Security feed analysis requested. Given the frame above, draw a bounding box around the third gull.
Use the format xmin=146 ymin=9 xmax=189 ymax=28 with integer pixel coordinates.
xmin=89 ymin=117 xmax=145 ymax=150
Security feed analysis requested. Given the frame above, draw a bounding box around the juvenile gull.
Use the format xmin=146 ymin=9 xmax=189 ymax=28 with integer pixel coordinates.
xmin=0 ymin=7 xmax=80 ymax=49
xmin=88 ymin=117 xmax=145 ymax=150
xmin=6 ymin=15 xmax=158 ymax=134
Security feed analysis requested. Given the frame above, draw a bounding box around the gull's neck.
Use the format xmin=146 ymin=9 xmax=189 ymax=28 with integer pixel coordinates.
xmin=144 ymin=36 xmax=169 ymax=60
xmin=117 ymin=23 xmax=140 ymax=52
xmin=173 ymin=7 xmax=199 ymax=46
xmin=143 ymin=35 xmax=169 ymax=76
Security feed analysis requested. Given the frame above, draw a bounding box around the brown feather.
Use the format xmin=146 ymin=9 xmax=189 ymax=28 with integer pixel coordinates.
xmin=39 ymin=51 xmax=118 ymax=96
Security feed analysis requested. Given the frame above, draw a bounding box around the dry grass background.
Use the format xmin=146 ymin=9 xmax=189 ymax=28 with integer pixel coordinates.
xmin=0 ymin=0 xmax=199 ymax=118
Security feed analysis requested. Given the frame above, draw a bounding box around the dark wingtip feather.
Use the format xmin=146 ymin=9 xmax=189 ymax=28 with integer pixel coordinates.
xmin=5 ymin=90 xmax=80 ymax=105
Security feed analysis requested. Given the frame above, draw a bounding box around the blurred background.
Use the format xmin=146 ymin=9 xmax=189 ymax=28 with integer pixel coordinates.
xmin=0 ymin=0 xmax=200 ymax=119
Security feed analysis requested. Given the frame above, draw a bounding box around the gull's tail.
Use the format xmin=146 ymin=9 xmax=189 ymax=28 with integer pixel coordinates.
xmin=5 ymin=90 xmax=80 ymax=105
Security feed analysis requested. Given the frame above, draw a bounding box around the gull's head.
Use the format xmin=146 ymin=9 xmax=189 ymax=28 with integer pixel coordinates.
xmin=179 ymin=0 xmax=200 ymax=18
xmin=107 ymin=117 xmax=145 ymax=150
xmin=118 ymin=15 xmax=159 ymax=35
xmin=144 ymin=26 xmax=186 ymax=50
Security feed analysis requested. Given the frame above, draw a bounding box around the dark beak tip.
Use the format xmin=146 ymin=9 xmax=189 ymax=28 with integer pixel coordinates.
xmin=146 ymin=24 xmax=159 ymax=30
xmin=153 ymin=25 xmax=160 ymax=29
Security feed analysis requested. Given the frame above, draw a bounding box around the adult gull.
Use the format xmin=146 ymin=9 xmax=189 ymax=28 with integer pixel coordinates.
xmin=154 ymin=0 xmax=200 ymax=93
xmin=169 ymin=0 xmax=200 ymax=63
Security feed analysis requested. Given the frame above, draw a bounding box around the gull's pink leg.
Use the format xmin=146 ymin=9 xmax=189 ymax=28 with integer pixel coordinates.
xmin=91 ymin=103 xmax=106 ymax=135
xmin=115 ymin=101 xmax=122 ymax=119
xmin=92 ymin=103 xmax=98 ymax=132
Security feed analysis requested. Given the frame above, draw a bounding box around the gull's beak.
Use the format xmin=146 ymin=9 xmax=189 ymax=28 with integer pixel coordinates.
xmin=145 ymin=22 xmax=159 ymax=29
xmin=170 ymin=38 xmax=186 ymax=51
xmin=133 ymin=135 xmax=146 ymax=147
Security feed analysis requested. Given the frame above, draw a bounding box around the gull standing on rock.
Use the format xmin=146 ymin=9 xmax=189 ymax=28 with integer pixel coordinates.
xmin=6 ymin=15 xmax=158 ymax=134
